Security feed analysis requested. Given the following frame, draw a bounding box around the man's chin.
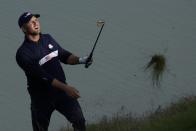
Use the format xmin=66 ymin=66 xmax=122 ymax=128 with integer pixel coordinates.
xmin=31 ymin=31 xmax=40 ymax=36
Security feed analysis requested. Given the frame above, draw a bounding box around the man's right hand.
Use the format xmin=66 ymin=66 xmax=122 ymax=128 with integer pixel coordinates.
xmin=64 ymin=85 xmax=80 ymax=99
xmin=52 ymin=79 xmax=80 ymax=99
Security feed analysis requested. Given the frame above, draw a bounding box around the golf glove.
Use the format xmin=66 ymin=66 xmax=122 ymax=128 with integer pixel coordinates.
xmin=79 ymin=56 xmax=93 ymax=65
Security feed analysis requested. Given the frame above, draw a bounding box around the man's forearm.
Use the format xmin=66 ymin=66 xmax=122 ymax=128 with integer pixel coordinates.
xmin=51 ymin=78 xmax=80 ymax=99
xmin=67 ymin=54 xmax=80 ymax=65
xmin=67 ymin=54 xmax=92 ymax=65
xmin=51 ymin=78 xmax=68 ymax=91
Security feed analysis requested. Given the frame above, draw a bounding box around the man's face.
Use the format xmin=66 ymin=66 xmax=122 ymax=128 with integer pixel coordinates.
xmin=23 ymin=16 xmax=41 ymax=35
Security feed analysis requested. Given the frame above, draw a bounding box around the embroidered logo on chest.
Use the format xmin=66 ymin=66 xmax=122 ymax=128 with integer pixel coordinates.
xmin=48 ymin=44 xmax=53 ymax=49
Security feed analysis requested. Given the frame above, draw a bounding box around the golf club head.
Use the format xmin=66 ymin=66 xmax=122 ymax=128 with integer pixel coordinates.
xmin=97 ymin=20 xmax=105 ymax=27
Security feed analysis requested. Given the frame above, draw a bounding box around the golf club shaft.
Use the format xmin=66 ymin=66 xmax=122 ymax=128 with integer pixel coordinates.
xmin=85 ymin=23 xmax=105 ymax=68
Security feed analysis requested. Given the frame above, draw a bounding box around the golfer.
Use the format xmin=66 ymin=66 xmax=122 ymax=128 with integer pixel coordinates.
xmin=16 ymin=12 xmax=92 ymax=131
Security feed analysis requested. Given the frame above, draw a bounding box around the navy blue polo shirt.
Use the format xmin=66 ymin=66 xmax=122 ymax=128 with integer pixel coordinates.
xmin=16 ymin=34 xmax=72 ymax=97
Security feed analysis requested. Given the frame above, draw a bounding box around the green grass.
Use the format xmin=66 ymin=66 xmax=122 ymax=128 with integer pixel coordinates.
xmin=139 ymin=96 xmax=196 ymax=131
xmin=145 ymin=54 xmax=166 ymax=87
xmin=61 ymin=96 xmax=196 ymax=131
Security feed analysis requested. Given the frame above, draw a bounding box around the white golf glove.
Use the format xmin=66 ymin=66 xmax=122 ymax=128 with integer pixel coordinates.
xmin=79 ymin=56 xmax=93 ymax=65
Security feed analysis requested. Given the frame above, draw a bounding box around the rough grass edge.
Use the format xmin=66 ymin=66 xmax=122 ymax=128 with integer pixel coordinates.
xmin=61 ymin=96 xmax=196 ymax=131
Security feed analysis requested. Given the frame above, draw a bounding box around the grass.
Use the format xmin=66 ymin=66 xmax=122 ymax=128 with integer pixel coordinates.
xmin=139 ymin=96 xmax=196 ymax=131
xmin=61 ymin=96 xmax=196 ymax=131
xmin=145 ymin=54 xmax=166 ymax=87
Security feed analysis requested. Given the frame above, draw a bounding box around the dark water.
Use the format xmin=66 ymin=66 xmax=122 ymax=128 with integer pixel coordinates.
xmin=0 ymin=0 xmax=196 ymax=130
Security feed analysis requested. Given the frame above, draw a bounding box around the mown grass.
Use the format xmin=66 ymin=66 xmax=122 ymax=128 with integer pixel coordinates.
xmin=61 ymin=96 xmax=196 ymax=131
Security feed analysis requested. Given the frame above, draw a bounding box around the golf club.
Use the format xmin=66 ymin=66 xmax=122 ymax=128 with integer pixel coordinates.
xmin=85 ymin=20 xmax=105 ymax=68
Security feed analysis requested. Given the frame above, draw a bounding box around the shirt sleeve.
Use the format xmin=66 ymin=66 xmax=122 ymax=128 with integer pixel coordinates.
xmin=48 ymin=34 xmax=72 ymax=64
xmin=16 ymin=50 xmax=54 ymax=85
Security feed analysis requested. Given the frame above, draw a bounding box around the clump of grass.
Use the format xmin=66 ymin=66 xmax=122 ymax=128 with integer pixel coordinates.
xmin=145 ymin=54 xmax=166 ymax=87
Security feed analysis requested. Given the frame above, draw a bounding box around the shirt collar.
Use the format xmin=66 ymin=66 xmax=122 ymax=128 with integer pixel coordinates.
xmin=24 ymin=33 xmax=42 ymax=44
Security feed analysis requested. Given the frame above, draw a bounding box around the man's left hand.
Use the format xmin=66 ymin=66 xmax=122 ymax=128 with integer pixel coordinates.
xmin=79 ymin=56 xmax=93 ymax=66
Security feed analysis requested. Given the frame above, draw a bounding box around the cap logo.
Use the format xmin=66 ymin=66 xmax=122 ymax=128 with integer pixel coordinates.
xmin=25 ymin=12 xmax=31 ymax=17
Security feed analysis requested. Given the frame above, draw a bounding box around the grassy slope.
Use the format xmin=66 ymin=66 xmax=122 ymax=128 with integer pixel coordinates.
xmin=139 ymin=97 xmax=196 ymax=131
xmin=63 ymin=96 xmax=196 ymax=131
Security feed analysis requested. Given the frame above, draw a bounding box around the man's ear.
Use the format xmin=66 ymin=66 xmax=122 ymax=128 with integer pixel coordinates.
xmin=21 ymin=26 xmax=27 ymax=33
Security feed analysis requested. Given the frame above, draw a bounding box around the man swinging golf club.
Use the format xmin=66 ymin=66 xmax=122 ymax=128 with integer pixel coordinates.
xmin=16 ymin=12 xmax=93 ymax=131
